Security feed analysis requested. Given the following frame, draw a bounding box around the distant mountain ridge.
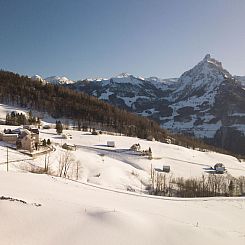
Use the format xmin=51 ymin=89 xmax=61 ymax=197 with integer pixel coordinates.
xmin=30 ymin=55 xmax=245 ymax=154
xmin=45 ymin=76 xmax=74 ymax=85
xmin=31 ymin=75 xmax=74 ymax=85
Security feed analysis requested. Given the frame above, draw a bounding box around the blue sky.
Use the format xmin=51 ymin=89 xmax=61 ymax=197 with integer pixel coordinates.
xmin=0 ymin=0 xmax=245 ymax=80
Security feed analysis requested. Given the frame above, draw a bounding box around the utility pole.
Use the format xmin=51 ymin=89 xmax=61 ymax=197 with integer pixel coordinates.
xmin=44 ymin=153 xmax=47 ymax=172
xmin=6 ymin=147 xmax=9 ymax=172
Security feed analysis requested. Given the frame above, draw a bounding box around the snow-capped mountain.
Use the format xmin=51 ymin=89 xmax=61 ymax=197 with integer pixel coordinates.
xmin=161 ymin=55 xmax=245 ymax=154
xmin=31 ymin=75 xmax=74 ymax=85
xmin=172 ymin=54 xmax=232 ymax=102
xmin=64 ymin=54 xmax=245 ymax=154
xmin=31 ymin=75 xmax=46 ymax=84
xmin=67 ymin=73 xmax=175 ymax=113
xmin=45 ymin=76 xmax=74 ymax=85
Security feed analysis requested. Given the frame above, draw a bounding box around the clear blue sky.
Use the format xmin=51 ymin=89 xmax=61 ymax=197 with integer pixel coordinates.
xmin=1 ymin=0 xmax=245 ymax=80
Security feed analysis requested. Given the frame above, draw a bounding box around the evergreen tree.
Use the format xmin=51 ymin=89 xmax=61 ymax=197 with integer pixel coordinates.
xmin=5 ymin=113 xmax=10 ymax=125
xmin=56 ymin=120 xmax=63 ymax=134
xmin=228 ymin=180 xmax=234 ymax=196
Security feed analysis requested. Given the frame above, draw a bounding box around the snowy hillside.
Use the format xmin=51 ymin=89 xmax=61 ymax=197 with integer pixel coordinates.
xmin=0 ymin=102 xmax=245 ymax=244
xmin=0 ymin=103 xmax=27 ymax=120
xmin=0 ymin=101 xmax=244 ymax=191
xmin=1 ymin=124 xmax=245 ymax=192
xmin=1 ymin=171 xmax=245 ymax=245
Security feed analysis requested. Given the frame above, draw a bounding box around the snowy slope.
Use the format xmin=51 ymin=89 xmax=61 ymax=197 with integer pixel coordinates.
xmin=0 ymin=103 xmax=27 ymax=120
xmin=235 ymin=75 xmax=245 ymax=89
xmin=0 ymin=103 xmax=69 ymax=125
xmin=0 ymin=171 xmax=245 ymax=245
xmin=1 ymin=124 xmax=245 ymax=193
xmin=45 ymin=75 xmax=74 ymax=85
xmin=0 ymin=101 xmax=245 ymax=245
xmin=0 ymin=102 xmax=244 ymax=193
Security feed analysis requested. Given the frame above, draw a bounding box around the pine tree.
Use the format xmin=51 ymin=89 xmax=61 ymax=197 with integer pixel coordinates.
xmin=56 ymin=120 xmax=63 ymax=134
xmin=228 ymin=180 xmax=234 ymax=196
xmin=42 ymin=139 xmax=47 ymax=146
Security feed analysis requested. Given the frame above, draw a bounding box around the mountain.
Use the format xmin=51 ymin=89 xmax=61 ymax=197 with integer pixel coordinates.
xmin=31 ymin=75 xmax=46 ymax=84
xmin=165 ymin=55 xmax=245 ymax=154
xmin=65 ymin=55 xmax=245 ymax=155
xmin=31 ymin=75 xmax=75 ymax=85
xmin=44 ymin=76 xmax=74 ymax=85
xmin=171 ymin=54 xmax=232 ymax=102
xmin=68 ymin=73 xmax=177 ymax=117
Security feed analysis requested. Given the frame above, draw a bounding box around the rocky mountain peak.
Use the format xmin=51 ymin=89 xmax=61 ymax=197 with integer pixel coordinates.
xmin=173 ymin=55 xmax=232 ymax=101
xmin=198 ymin=54 xmax=231 ymax=78
xmin=203 ymin=53 xmax=211 ymax=60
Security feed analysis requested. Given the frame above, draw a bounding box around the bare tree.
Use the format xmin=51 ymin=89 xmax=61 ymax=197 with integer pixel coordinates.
xmin=58 ymin=150 xmax=75 ymax=178
xmin=75 ymin=160 xmax=81 ymax=180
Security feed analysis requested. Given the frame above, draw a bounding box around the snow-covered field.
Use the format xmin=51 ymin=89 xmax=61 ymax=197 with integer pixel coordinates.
xmin=0 ymin=103 xmax=245 ymax=192
xmin=0 ymin=171 xmax=245 ymax=245
xmin=1 ymin=103 xmax=245 ymax=245
xmin=1 ymin=126 xmax=245 ymax=192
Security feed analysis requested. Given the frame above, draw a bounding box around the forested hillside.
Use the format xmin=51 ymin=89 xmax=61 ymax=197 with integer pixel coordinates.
xmin=0 ymin=70 xmax=166 ymax=140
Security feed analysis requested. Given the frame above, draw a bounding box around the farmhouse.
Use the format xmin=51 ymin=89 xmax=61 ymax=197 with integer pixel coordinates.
xmin=16 ymin=129 xmax=38 ymax=152
xmin=23 ymin=126 xmax=40 ymax=143
xmin=0 ymin=126 xmax=40 ymax=152
xmin=0 ymin=133 xmax=18 ymax=144
xmin=130 ymin=143 xmax=141 ymax=151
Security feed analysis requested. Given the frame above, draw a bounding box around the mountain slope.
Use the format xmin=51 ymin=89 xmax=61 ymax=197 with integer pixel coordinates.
xmin=66 ymin=55 xmax=245 ymax=155
xmin=164 ymin=55 xmax=245 ymax=154
xmin=235 ymin=75 xmax=245 ymax=89
xmin=68 ymin=73 xmax=175 ymax=120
